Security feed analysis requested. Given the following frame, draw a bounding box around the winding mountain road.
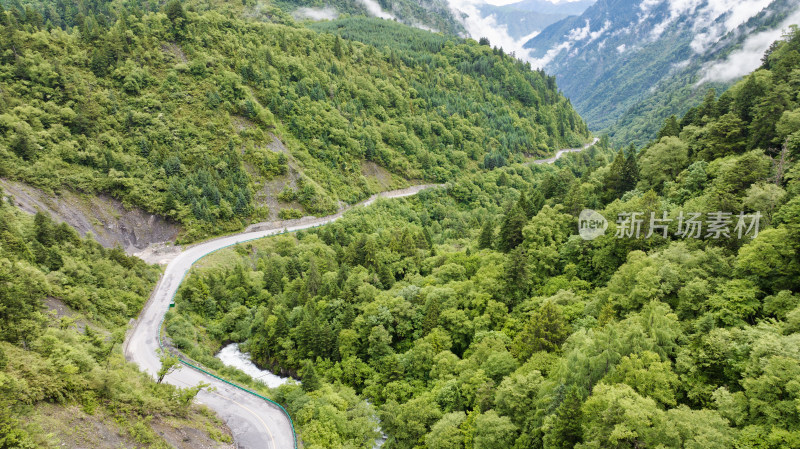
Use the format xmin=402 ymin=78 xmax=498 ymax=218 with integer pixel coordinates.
xmin=532 ymin=138 xmax=599 ymax=164
xmin=123 ymin=185 xmax=440 ymax=449
xmin=123 ymin=137 xmax=597 ymax=449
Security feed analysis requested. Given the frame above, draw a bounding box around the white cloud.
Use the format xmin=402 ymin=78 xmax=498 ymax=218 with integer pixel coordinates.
xmin=567 ymin=20 xmax=592 ymax=41
xmin=589 ymin=20 xmax=611 ymax=42
xmin=564 ymin=19 xmax=609 ymax=42
xmin=521 ymin=30 xmax=542 ymax=42
xmin=411 ymin=22 xmax=439 ymax=32
xmin=293 ymin=6 xmax=339 ymax=21
xmin=616 ymin=43 xmax=627 ymax=53
xmin=444 ymin=0 xmax=781 ymax=74
xmin=708 ymin=0 xmax=773 ymax=32
xmin=671 ymin=58 xmax=690 ymax=70
xmin=444 ymin=0 xmax=544 ymax=65
xmin=529 ymin=41 xmax=572 ymax=68
xmin=650 ymin=16 xmax=671 ymax=38
xmin=527 ymin=19 xmax=610 ymax=68
xmin=357 ymin=0 xmax=396 ymax=20
xmin=690 ymin=22 xmax=725 ymax=53
xmin=698 ymin=8 xmax=800 ymax=83
xmin=636 ymin=0 xmax=776 ymax=51
xmin=639 ymin=0 xmax=663 ymax=13
xmin=648 ymin=0 xmax=700 ymax=39
xmin=688 ymin=0 xmax=774 ymax=53
xmin=482 ymin=0 xmax=585 ymax=4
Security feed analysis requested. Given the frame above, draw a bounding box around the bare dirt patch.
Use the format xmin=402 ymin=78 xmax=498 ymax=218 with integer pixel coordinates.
xmin=24 ymin=403 xmax=233 ymax=449
xmin=361 ymin=160 xmax=397 ymax=191
xmin=153 ymin=414 xmax=235 ymax=449
xmin=231 ymin=115 xmax=257 ymax=132
xmin=265 ymin=132 xmax=291 ymax=154
xmin=42 ymin=296 xmax=89 ymax=333
xmin=1 ymin=179 xmax=180 ymax=256
xmin=162 ymin=42 xmax=188 ymax=63
xmin=248 ymin=133 xmax=305 ymax=220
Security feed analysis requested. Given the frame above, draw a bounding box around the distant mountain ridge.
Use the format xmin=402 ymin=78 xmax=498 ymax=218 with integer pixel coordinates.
xmin=493 ymin=0 xmax=595 ymax=16
xmin=477 ymin=0 xmax=595 ymax=39
xmin=282 ymin=0 xmax=465 ymax=34
xmin=524 ymin=0 xmax=800 ymax=143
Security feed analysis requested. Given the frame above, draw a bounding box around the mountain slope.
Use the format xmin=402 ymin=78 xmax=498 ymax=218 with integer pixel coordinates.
xmin=0 ymin=1 xmax=588 ymax=241
xmin=477 ymin=4 xmax=568 ymax=40
xmin=524 ymin=0 xmax=800 ymax=143
xmin=608 ymin=0 xmax=800 ymax=144
xmin=0 ymin=193 xmax=234 ymax=448
xmin=493 ymin=0 xmax=595 ymax=15
xmin=166 ymin=27 xmax=800 ymax=449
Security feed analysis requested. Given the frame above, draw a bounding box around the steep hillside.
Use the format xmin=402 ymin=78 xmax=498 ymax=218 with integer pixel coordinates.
xmin=1 ymin=1 xmax=800 ymax=449
xmin=169 ymin=28 xmax=800 ymax=448
xmin=0 ymin=188 xmax=232 ymax=448
xmin=524 ymin=0 xmax=800 ymax=143
xmin=607 ymin=0 xmax=800 ymax=145
xmin=0 ymin=1 xmax=588 ymax=241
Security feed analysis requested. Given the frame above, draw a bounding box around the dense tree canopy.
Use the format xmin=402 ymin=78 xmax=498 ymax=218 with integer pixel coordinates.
xmin=0 ymin=2 xmax=588 ymax=241
xmin=2 ymin=2 xmax=800 ymax=448
xmin=0 ymin=189 xmax=226 ymax=446
xmin=166 ymin=27 xmax=800 ymax=448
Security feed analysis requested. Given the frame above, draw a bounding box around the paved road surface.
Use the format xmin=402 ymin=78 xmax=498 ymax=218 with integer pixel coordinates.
xmin=533 ymin=138 xmax=599 ymax=164
xmin=123 ymin=184 xmax=440 ymax=449
xmin=123 ymin=136 xmax=598 ymax=448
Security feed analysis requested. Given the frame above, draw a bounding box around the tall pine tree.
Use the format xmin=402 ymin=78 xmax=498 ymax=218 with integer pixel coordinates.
xmin=478 ymin=218 xmax=495 ymax=249
xmin=300 ymin=360 xmax=321 ymax=392
xmin=543 ymin=386 xmax=584 ymax=448
xmin=497 ymin=205 xmax=527 ymax=252
xmin=622 ymin=144 xmax=639 ymax=192
xmin=605 ymin=150 xmax=626 ymax=201
xmin=657 ymin=115 xmax=680 ymax=139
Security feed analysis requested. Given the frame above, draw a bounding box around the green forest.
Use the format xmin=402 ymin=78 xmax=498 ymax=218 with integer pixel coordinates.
xmin=0 ymin=0 xmax=587 ymax=240
xmin=1 ymin=0 xmax=800 ymax=448
xmin=166 ymin=28 xmax=800 ymax=449
xmin=0 ymin=188 xmax=236 ymax=447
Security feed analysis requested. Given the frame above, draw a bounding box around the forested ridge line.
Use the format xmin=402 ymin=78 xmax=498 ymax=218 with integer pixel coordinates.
xmin=165 ymin=27 xmax=800 ymax=449
xmin=3 ymin=2 xmax=800 ymax=449
xmin=0 ymin=0 xmax=588 ymax=242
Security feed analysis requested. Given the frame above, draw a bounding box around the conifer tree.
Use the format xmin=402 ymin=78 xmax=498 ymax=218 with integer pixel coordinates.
xmin=503 ymin=246 xmax=530 ymax=305
xmin=33 ymin=212 xmax=55 ymax=247
xmin=478 ymin=218 xmax=494 ymax=249
xmin=528 ymin=190 xmax=545 ymax=218
xmin=165 ymin=0 xmax=186 ymax=27
xmin=543 ymin=387 xmax=583 ymax=449
xmin=699 ymin=88 xmax=718 ymax=121
xmin=498 ymin=205 xmax=527 ymax=252
xmin=622 ymin=145 xmax=639 ymax=191
xmin=301 ymin=360 xmax=321 ymax=392
xmin=735 ymin=74 xmax=764 ymax=122
xmin=657 ymin=115 xmax=680 ymax=139
xmin=333 ymin=35 xmax=343 ymax=58
xmin=605 ymin=150 xmax=626 ymax=200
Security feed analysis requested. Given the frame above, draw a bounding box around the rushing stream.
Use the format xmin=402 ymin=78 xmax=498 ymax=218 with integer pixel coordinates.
xmin=216 ymin=343 xmax=293 ymax=389
xmin=217 ymin=343 xmax=388 ymax=448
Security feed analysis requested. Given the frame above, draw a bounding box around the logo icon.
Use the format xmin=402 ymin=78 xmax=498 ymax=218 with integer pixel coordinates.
xmin=579 ymin=209 xmax=607 ymax=240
